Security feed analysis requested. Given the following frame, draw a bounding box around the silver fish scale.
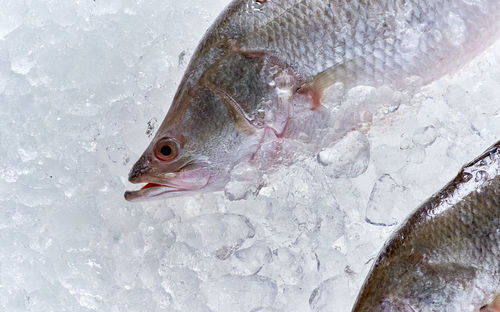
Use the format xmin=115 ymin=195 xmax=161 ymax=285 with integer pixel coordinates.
xmin=201 ymin=0 xmax=500 ymax=88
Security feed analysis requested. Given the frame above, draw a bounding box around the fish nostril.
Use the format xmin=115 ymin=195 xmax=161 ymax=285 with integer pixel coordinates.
xmin=128 ymin=155 xmax=150 ymax=182
xmin=128 ymin=170 xmax=141 ymax=183
xmin=128 ymin=172 xmax=140 ymax=183
xmin=128 ymin=166 xmax=148 ymax=183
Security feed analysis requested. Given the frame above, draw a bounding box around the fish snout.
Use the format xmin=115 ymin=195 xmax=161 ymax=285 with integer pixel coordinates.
xmin=128 ymin=154 xmax=151 ymax=183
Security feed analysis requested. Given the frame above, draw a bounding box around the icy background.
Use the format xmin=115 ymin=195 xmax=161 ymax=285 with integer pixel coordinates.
xmin=1 ymin=0 xmax=500 ymax=311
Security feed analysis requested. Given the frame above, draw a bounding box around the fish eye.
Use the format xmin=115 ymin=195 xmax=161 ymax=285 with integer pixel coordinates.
xmin=154 ymin=138 xmax=179 ymax=162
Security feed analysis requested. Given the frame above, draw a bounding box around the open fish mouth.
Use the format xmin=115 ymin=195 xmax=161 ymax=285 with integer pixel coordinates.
xmin=124 ymin=182 xmax=205 ymax=201
xmin=124 ymin=166 xmax=210 ymax=202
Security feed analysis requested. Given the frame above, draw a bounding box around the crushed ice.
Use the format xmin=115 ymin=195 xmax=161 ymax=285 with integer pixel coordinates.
xmin=1 ymin=1 xmax=500 ymax=311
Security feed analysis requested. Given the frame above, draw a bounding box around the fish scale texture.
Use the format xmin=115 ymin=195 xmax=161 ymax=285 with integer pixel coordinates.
xmin=198 ymin=0 xmax=500 ymax=86
xmin=353 ymin=143 xmax=500 ymax=311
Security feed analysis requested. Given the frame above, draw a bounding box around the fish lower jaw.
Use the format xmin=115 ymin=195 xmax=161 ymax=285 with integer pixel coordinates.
xmin=124 ymin=183 xmax=206 ymax=202
xmin=124 ymin=175 xmax=210 ymax=202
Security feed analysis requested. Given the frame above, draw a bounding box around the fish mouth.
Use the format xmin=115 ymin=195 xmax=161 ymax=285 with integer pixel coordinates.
xmin=124 ymin=165 xmax=210 ymax=202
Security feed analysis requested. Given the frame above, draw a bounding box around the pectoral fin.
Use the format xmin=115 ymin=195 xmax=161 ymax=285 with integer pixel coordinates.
xmin=297 ymin=58 xmax=386 ymax=109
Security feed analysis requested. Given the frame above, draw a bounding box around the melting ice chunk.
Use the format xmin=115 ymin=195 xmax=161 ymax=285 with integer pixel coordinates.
xmin=317 ymin=131 xmax=370 ymax=178
xmin=412 ymin=125 xmax=438 ymax=147
xmin=232 ymin=241 xmax=272 ymax=275
xmin=201 ymin=275 xmax=277 ymax=312
xmin=309 ymin=275 xmax=351 ymax=312
xmin=224 ymin=163 xmax=264 ymax=201
xmin=175 ymin=213 xmax=255 ymax=260
xmin=365 ymin=174 xmax=415 ymax=226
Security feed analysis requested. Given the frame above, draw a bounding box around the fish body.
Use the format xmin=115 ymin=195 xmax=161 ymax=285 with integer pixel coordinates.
xmin=352 ymin=141 xmax=500 ymax=312
xmin=125 ymin=0 xmax=500 ymax=201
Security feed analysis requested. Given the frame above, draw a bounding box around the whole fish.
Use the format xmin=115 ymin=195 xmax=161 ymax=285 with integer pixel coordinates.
xmin=352 ymin=141 xmax=500 ymax=312
xmin=125 ymin=0 xmax=500 ymax=201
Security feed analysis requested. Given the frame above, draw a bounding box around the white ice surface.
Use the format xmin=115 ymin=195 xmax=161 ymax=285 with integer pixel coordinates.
xmin=1 ymin=1 xmax=500 ymax=311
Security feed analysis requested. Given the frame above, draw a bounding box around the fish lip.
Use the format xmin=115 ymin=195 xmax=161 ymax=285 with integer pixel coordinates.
xmin=124 ymin=163 xmax=210 ymax=202
xmin=124 ymin=183 xmax=206 ymax=202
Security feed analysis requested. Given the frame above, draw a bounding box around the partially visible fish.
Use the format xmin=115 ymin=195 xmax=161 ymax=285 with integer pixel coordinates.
xmin=125 ymin=0 xmax=500 ymax=201
xmin=352 ymin=141 xmax=500 ymax=312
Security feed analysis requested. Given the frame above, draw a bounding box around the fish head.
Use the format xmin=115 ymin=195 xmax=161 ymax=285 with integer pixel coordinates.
xmin=125 ymin=85 xmax=260 ymax=202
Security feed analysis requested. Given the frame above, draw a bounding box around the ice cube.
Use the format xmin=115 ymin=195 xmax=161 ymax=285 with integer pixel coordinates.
xmin=309 ymin=275 xmax=351 ymax=312
xmin=232 ymin=241 xmax=272 ymax=275
xmin=317 ymin=131 xmax=370 ymax=178
xmin=412 ymin=125 xmax=439 ymax=147
xmin=202 ymin=275 xmax=277 ymax=312
xmin=175 ymin=213 xmax=256 ymax=260
xmin=365 ymin=174 xmax=415 ymax=226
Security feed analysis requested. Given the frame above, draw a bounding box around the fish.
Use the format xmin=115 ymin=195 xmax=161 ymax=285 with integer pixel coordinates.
xmin=352 ymin=141 xmax=500 ymax=312
xmin=125 ymin=0 xmax=500 ymax=201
